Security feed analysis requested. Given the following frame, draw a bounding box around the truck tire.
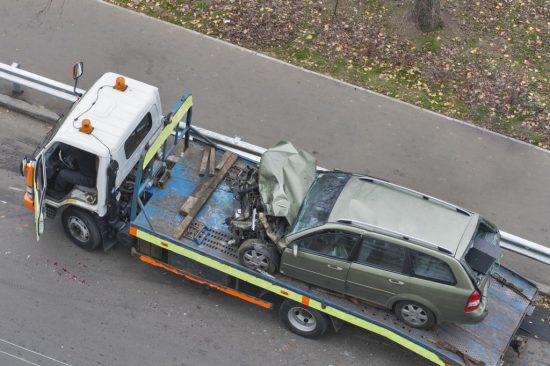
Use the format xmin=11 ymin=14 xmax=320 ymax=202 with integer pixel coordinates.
xmin=279 ymin=299 xmax=329 ymax=338
xmin=394 ymin=301 xmax=436 ymax=329
xmin=238 ymin=239 xmax=278 ymax=274
xmin=61 ymin=206 xmax=102 ymax=251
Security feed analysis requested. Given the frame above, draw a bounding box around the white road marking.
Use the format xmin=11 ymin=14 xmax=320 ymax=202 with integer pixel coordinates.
xmin=0 ymin=349 xmax=41 ymax=366
xmin=0 ymin=338 xmax=73 ymax=366
xmin=9 ymin=187 xmax=25 ymax=192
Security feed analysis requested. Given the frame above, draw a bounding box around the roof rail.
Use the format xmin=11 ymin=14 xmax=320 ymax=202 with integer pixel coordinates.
xmin=337 ymin=218 xmax=453 ymax=255
xmin=357 ymin=175 xmax=471 ymax=216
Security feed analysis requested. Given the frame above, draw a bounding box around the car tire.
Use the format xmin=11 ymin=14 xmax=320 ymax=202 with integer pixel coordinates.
xmin=394 ymin=301 xmax=436 ymax=329
xmin=279 ymin=299 xmax=329 ymax=338
xmin=238 ymin=239 xmax=279 ymax=274
xmin=61 ymin=206 xmax=102 ymax=251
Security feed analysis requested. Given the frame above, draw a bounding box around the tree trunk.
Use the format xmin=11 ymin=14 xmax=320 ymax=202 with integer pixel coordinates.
xmin=414 ymin=0 xmax=441 ymax=33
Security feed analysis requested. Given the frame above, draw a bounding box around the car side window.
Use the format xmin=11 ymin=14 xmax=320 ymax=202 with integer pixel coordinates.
xmin=356 ymin=237 xmax=406 ymax=273
xmin=124 ymin=112 xmax=152 ymax=159
xmin=409 ymin=250 xmax=456 ymax=285
xmin=297 ymin=232 xmax=359 ymax=261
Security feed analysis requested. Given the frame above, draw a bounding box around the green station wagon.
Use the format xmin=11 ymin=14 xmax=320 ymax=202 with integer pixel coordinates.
xmin=236 ymin=143 xmax=502 ymax=329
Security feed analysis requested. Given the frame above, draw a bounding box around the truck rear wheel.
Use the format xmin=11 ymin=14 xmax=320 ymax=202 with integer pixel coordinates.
xmin=61 ymin=207 xmax=102 ymax=251
xmin=279 ymin=299 xmax=329 ymax=338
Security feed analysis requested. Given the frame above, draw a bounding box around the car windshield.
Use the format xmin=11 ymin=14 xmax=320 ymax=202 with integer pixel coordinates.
xmin=289 ymin=172 xmax=351 ymax=234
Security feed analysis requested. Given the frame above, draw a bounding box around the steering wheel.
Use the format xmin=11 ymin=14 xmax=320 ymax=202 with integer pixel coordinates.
xmin=59 ymin=149 xmax=77 ymax=170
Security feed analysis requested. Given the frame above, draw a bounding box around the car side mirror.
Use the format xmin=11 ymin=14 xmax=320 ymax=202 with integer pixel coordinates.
xmin=292 ymin=243 xmax=298 ymax=257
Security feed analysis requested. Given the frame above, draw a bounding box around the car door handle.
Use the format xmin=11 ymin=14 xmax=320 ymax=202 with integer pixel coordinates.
xmin=327 ymin=264 xmax=343 ymax=271
xmin=388 ymin=279 xmax=405 ymax=285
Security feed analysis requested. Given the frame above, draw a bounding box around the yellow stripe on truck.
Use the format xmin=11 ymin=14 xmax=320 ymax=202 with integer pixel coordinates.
xmin=132 ymin=227 xmax=446 ymax=366
xmin=143 ymin=96 xmax=193 ymax=169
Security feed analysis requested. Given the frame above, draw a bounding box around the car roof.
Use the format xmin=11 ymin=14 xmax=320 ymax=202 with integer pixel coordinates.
xmin=328 ymin=176 xmax=478 ymax=255
xmin=55 ymin=72 xmax=158 ymax=157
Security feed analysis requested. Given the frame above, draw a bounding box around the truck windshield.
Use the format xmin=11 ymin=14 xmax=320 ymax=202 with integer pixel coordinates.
xmin=289 ymin=172 xmax=351 ymax=234
xmin=33 ymin=101 xmax=80 ymax=156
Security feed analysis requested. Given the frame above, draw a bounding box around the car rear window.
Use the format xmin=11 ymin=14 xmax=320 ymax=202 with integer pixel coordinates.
xmin=409 ymin=250 xmax=456 ymax=285
xmin=290 ymin=172 xmax=351 ymax=234
xmin=463 ymin=221 xmax=501 ymax=276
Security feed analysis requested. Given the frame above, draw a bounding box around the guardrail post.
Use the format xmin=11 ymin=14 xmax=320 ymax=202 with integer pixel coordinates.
xmin=10 ymin=62 xmax=23 ymax=96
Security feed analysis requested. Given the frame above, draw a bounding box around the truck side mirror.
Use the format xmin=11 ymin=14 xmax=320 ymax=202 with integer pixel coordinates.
xmin=72 ymin=62 xmax=84 ymax=97
xmin=72 ymin=62 xmax=83 ymax=80
xmin=292 ymin=243 xmax=298 ymax=257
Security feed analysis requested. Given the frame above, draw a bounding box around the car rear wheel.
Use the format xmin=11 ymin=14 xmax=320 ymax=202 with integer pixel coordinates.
xmin=238 ymin=239 xmax=278 ymax=274
xmin=61 ymin=206 xmax=102 ymax=251
xmin=279 ymin=299 xmax=329 ymax=338
xmin=395 ymin=301 xmax=436 ymax=329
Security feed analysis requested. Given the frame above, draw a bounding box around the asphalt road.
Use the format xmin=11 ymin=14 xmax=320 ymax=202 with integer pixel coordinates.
xmin=0 ymin=108 xmax=434 ymax=365
xmin=0 ymin=1 xmax=549 ymax=365
xmin=0 ymin=0 xmax=548 ymax=287
xmin=1 ymin=108 xmax=548 ymax=366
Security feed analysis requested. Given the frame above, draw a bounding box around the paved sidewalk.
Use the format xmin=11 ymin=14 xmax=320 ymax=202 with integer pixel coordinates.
xmin=0 ymin=0 xmax=548 ymax=285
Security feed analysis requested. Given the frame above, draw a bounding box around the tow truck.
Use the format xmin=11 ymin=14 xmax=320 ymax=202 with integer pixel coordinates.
xmin=11 ymin=62 xmax=545 ymax=366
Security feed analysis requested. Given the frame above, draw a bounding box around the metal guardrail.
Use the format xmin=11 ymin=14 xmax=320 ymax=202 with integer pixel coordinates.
xmin=0 ymin=62 xmax=82 ymax=102
xmin=501 ymin=232 xmax=550 ymax=265
xmin=1 ymin=61 xmax=549 ymax=266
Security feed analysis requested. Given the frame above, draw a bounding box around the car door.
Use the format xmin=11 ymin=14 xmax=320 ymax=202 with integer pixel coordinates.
xmin=280 ymin=231 xmax=360 ymax=293
xmin=346 ymin=236 xmax=409 ymax=306
xmin=33 ymin=154 xmax=47 ymax=240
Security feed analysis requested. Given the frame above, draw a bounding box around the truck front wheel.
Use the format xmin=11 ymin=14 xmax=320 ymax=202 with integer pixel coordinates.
xmin=279 ymin=299 xmax=329 ymax=338
xmin=61 ymin=207 xmax=102 ymax=251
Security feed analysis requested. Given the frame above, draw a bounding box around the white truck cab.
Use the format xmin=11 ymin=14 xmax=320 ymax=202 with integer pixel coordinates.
xmin=22 ymin=67 xmax=164 ymax=249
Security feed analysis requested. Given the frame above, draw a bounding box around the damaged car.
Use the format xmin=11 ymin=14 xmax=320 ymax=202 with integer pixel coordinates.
xmin=228 ymin=141 xmax=502 ymax=329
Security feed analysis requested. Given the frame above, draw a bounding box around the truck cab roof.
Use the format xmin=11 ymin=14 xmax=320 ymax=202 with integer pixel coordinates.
xmin=56 ymin=72 xmax=160 ymax=157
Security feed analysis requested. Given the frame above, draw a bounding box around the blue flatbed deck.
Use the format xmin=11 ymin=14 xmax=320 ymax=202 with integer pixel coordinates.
xmin=132 ymin=141 xmax=537 ymax=366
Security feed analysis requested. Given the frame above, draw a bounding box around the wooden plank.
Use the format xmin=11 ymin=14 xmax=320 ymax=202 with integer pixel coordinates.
xmin=209 ymin=147 xmax=216 ymax=177
xmin=215 ymin=151 xmax=232 ymax=171
xmin=198 ymin=149 xmax=209 ymax=176
xmin=174 ymin=153 xmax=238 ymax=239
xmin=179 ymin=196 xmax=198 ymax=215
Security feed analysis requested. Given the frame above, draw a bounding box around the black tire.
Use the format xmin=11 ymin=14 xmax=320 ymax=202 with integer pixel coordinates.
xmin=279 ymin=299 xmax=329 ymax=338
xmin=394 ymin=301 xmax=436 ymax=329
xmin=238 ymin=239 xmax=279 ymax=274
xmin=61 ymin=206 xmax=102 ymax=251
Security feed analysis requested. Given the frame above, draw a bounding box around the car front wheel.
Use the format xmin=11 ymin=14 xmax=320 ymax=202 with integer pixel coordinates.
xmin=394 ymin=301 xmax=436 ymax=329
xmin=238 ymin=239 xmax=279 ymax=274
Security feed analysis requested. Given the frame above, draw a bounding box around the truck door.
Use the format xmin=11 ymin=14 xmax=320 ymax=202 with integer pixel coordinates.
xmin=33 ymin=155 xmax=47 ymax=240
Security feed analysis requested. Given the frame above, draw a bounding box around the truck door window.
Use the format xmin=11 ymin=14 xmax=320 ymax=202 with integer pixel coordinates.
xmin=356 ymin=237 xmax=406 ymax=274
xmin=124 ymin=112 xmax=152 ymax=159
xmin=409 ymin=250 xmax=456 ymax=285
xmin=297 ymin=232 xmax=359 ymax=260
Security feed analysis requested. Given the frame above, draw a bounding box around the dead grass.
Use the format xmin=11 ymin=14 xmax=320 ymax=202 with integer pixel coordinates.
xmin=108 ymin=0 xmax=549 ymax=148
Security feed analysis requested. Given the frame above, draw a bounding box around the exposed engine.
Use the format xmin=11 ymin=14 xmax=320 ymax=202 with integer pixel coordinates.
xmin=225 ymin=166 xmax=287 ymax=247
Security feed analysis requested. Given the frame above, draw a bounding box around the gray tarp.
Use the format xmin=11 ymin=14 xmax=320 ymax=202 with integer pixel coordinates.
xmin=259 ymin=141 xmax=316 ymax=225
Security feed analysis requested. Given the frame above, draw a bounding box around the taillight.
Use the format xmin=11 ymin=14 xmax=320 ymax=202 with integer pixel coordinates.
xmin=465 ymin=290 xmax=481 ymax=312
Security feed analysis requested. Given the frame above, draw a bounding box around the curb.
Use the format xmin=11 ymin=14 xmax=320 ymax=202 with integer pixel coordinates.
xmin=0 ymin=93 xmax=59 ymax=124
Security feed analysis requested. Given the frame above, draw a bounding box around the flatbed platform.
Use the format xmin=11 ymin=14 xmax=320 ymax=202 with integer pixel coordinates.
xmin=132 ymin=141 xmax=537 ymax=366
